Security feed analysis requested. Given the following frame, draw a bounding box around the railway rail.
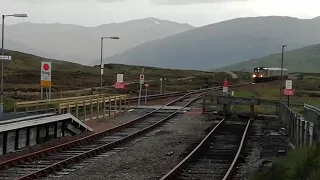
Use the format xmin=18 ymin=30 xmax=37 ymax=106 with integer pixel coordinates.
xmin=160 ymin=116 xmax=252 ymax=180
xmin=0 ymin=91 xmax=206 ymax=180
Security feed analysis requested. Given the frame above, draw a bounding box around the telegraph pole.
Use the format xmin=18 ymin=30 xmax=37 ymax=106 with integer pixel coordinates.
xmin=279 ymin=45 xmax=286 ymax=102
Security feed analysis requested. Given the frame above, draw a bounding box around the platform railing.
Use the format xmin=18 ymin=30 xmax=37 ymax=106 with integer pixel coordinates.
xmin=13 ymin=93 xmax=115 ymax=113
xmin=278 ymin=103 xmax=316 ymax=148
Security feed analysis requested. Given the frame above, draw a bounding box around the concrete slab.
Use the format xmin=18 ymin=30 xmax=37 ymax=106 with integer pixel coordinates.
xmin=0 ymin=113 xmax=93 ymax=155
xmin=0 ymin=113 xmax=56 ymax=126
xmin=0 ymin=113 xmax=93 ymax=133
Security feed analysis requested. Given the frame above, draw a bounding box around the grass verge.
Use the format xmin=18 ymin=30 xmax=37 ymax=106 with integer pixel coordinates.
xmin=253 ymin=143 xmax=320 ymax=180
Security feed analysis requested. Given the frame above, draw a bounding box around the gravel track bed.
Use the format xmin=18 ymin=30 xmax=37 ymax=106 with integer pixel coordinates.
xmin=127 ymin=96 xmax=181 ymax=106
xmin=0 ymin=111 xmax=145 ymax=163
xmin=231 ymin=116 xmax=292 ymax=180
xmin=85 ymin=111 xmax=146 ymax=133
xmin=44 ymin=100 xmax=213 ymax=180
xmin=0 ymin=96 xmax=178 ymax=161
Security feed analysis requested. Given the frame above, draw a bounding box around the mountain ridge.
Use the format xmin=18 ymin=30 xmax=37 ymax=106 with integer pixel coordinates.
xmin=102 ymin=16 xmax=320 ymax=70
xmin=215 ymin=43 xmax=320 ymax=73
xmin=1 ymin=17 xmax=194 ymax=65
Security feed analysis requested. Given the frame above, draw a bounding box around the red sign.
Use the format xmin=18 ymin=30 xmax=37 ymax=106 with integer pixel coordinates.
xmin=140 ymin=75 xmax=144 ymax=79
xmin=43 ymin=63 xmax=49 ymax=71
xmin=113 ymin=82 xmax=126 ymax=89
xmin=145 ymin=83 xmax=149 ymax=87
xmin=283 ymin=89 xmax=294 ymax=96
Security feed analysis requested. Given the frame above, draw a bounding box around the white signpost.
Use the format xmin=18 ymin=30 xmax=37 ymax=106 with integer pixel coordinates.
xmin=285 ymin=80 xmax=292 ymax=89
xmin=117 ymin=73 xmax=124 ymax=83
xmin=284 ymin=80 xmax=294 ymax=106
xmin=163 ymin=77 xmax=167 ymax=94
xmin=0 ymin=55 xmax=11 ymax=61
xmin=139 ymin=74 xmax=145 ymax=84
xmin=144 ymin=83 xmax=149 ymax=104
xmin=160 ymin=78 xmax=163 ymax=94
xmin=40 ymin=61 xmax=52 ymax=99
xmin=138 ymin=68 xmax=145 ymax=106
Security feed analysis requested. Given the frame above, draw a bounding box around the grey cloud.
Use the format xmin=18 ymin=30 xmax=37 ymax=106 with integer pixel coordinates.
xmin=11 ymin=0 xmax=128 ymax=3
xmin=151 ymin=0 xmax=248 ymax=5
xmin=96 ymin=0 xmax=128 ymax=2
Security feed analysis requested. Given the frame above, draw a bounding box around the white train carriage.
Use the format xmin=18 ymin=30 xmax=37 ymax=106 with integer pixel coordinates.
xmin=253 ymin=67 xmax=288 ymax=83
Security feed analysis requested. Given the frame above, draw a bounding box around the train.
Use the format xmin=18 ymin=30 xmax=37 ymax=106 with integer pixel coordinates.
xmin=252 ymin=67 xmax=288 ymax=83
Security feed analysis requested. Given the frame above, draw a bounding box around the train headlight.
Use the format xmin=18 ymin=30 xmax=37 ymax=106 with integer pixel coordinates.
xmin=252 ymin=74 xmax=256 ymax=78
xmin=260 ymin=75 xmax=263 ymax=77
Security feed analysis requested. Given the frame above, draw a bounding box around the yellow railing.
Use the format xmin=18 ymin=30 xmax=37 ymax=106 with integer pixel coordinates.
xmin=57 ymin=95 xmax=128 ymax=121
xmin=14 ymin=93 xmax=118 ymax=112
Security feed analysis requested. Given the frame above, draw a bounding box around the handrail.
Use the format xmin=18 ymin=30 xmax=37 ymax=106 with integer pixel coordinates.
xmin=15 ymin=93 xmax=113 ymax=106
xmin=58 ymin=95 xmax=127 ymax=107
xmin=304 ymin=103 xmax=320 ymax=114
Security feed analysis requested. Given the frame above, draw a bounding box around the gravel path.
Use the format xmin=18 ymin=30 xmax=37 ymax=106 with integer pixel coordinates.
xmin=44 ymin=100 xmax=214 ymax=180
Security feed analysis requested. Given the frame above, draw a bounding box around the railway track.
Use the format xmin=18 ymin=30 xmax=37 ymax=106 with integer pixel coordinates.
xmin=160 ymin=116 xmax=252 ymax=180
xmin=0 ymin=91 xmax=205 ymax=180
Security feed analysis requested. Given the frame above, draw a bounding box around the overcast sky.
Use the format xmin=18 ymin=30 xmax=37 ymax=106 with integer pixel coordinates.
xmin=1 ymin=0 xmax=319 ymax=27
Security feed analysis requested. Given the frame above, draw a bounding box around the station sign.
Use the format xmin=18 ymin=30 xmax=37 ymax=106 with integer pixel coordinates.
xmin=114 ymin=82 xmax=125 ymax=89
xmin=285 ymin=80 xmax=292 ymax=89
xmin=117 ymin=74 xmax=124 ymax=83
xmin=283 ymin=89 xmax=294 ymax=96
xmin=0 ymin=55 xmax=11 ymax=61
xmin=40 ymin=61 xmax=52 ymax=87
xmin=283 ymin=80 xmax=294 ymax=96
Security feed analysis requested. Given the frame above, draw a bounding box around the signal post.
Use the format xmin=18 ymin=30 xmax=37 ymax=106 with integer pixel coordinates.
xmin=138 ymin=69 xmax=144 ymax=106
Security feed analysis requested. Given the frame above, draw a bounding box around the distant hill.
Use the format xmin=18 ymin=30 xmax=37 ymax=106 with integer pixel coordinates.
xmin=103 ymin=16 xmax=320 ymax=70
xmin=2 ymin=17 xmax=194 ymax=65
xmin=2 ymin=49 xmax=94 ymax=73
xmin=216 ymin=43 xmax=320 ymax=73
xmin=2 ymin=49 xmax=235 ymax=96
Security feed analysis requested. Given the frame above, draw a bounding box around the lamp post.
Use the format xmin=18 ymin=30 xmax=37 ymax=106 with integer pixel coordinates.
xmin=279 ymin=44 xmax=287 ymax=102
xmin=1 ymin=14 xmax=28 ymax=114
xmin=100 ymin=36 xmax=119 ymax=95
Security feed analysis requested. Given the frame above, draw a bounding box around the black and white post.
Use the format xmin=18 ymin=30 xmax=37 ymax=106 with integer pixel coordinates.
xmin=164 ymin=77 xmax=167 ymax=94
xmin=138 ymin=68 xmax=144 ymax=106
xmin=279 ymin=44 xmax=287 ymax=102
xmin=144 ymin=84 xmax=148 ymax=104
xmin=160 ymin=78 xmax=163 ymax=94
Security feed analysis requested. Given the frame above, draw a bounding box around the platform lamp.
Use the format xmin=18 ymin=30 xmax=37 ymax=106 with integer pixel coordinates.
xmin=100 ymin=36 xmax=120 ymax=95
xmin=279 ymin=44 xmax=287 ymax=102
xmin=1 ymin=14 xmax=28 ymax=114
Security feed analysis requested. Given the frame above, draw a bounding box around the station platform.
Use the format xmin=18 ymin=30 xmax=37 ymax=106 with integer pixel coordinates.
xmin=0 ymin=112 xmax=93 ymax=155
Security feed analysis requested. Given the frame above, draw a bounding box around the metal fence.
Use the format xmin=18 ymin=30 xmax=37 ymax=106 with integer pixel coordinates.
xmin=278 ymin=102 xmax=320 ymax=148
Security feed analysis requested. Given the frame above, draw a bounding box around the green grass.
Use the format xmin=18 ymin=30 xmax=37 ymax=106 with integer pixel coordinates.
xmin=3 ymin=49 xmax=96 ymax=73
xmin=1 ymin=49 xmax=239 ymax=112
xmin=230 ymin=77 xmax=320 ymax=114
xmin=253 ymin=143 xmax=320 ymax=180
xmin=216 ymin=43 xmax=320 ymax=73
